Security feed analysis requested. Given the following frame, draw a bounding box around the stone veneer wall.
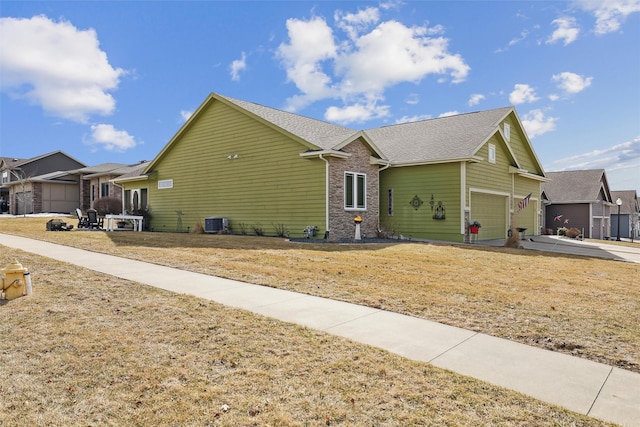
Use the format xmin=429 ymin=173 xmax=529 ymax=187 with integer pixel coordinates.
xmin=327 ymin=139 xmax=379 ymax=241
xmin=31 ymin=182 xmax=42 ymax=213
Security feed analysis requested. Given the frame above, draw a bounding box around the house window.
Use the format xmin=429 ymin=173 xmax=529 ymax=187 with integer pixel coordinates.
xmin=101 ymin=182 xmax=109 ymax=197
xmin=158 ymin=179 xmax=173 ymax=189
xmin=388 ymin=188 xmax=394 ymax=216
xmin=124 ymin=190 xmax=131 ymax=212
xmin=504 ymin=123 xmax=510 ymax=141
xmin=345 ymin=172 xmax=366 ymax=210
xmin=1 ymin=171 xmax=8 ymax=184
xmin=91 ymin=184 xmax=96 ymax=202
xmin=488 ymin=143 xmax=496 ymax=164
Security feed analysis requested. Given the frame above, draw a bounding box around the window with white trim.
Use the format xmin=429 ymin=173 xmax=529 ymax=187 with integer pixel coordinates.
xmin=1 ymin=171 xmax=8 ymax=184
xmin=345 ymin=172 xmax=366 ymax=210
xmin=488 ymin=143 xmax=496 ymax=164
xmin=101 ymin=182 xmax=109 ymax=197
xmin=504 ymin=123 xmax=510 ymax=141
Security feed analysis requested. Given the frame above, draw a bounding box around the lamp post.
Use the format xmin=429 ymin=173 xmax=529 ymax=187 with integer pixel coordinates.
xmin=616 ymin=197 xmax=622 ymax=241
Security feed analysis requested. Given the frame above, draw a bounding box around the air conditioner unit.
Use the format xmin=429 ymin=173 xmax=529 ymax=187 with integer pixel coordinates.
xmin=204 ymin=217 xmax=228 ymax=234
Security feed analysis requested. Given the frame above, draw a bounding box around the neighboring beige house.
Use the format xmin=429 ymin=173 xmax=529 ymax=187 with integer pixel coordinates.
xmin=114 ymin=92 xmax=547 ymax=242
xmin=76 ymin=162 xmax=149 ymax=211
xmin=542 ymin=169 xmax=614 ymax=239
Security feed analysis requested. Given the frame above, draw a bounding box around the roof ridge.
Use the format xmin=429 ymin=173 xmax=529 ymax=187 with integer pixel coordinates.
xmin=366 ymin=106 xmax=513 ymax=131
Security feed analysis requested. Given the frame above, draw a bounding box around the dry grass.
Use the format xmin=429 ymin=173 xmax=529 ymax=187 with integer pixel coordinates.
xmin=0 ymin=249 xmax=612 ymax=426
xmin=3 ymin=216 xmax=638 ymax=373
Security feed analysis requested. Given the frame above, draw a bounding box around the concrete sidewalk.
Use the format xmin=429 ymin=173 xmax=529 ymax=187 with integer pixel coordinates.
xmin=1 ymin=233 xmax=638 ymax=426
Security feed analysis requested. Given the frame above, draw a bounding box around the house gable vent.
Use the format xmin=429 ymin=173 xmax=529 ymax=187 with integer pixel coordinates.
xmin=204 ymin=217 xmax=228 ymax=234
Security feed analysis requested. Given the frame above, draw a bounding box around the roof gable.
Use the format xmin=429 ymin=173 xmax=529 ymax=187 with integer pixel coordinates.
xmin=543 ymin=169 xmax=613 ymax=203
xmin=145 ymin=93 xmax=360 ymax=173
xmin=364 ymin=107 xmax=514 ymax=165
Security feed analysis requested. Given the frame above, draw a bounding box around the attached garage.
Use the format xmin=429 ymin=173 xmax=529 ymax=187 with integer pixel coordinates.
xmin=470 ymin=192 xmax=508 ymax=240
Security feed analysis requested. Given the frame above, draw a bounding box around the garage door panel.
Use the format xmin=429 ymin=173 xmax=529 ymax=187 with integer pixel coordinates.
xmin=471 ymin=193 xmax=507 ymax=240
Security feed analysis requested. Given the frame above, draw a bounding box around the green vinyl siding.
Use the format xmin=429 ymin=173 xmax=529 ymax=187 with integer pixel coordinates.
xmin=144 ymin=99 xmax=326 ymax=236
xmin=504 ymin=114 xmax=543 ymax=175
xmin=466 ymin=134 xmax=512 ymax=206
xmin=380 ymin=163 xmax=462 ymax=242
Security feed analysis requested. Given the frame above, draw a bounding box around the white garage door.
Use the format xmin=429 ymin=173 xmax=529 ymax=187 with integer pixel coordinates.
xmin=470 ymin=192 xmax=508 ymax=240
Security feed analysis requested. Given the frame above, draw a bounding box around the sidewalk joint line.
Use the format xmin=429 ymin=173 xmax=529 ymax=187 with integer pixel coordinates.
xmin=586 ymin=366 xmax=613 ymax=416
xmin=427 ymin=331 xmax=480 ymax=363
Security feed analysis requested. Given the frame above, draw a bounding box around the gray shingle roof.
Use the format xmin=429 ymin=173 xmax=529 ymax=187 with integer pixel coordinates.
xmin=542 ymin=170 xmax=610 ymax=202
xmin=218 ymin=94 xmax=358 ymax=150
xmin=364 ymin=107 xmax=513 ymax=164
xmin=76 ymin=163 xmax=129 ymax=174
xmin=611 ymin=190 xmax=639 ymax=213
xmin=112 ymin=162 xmax=152 ymax=180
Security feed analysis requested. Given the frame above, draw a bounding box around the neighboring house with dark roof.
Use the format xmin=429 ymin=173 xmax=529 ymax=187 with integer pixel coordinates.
xmin=610 ymin=190 xmax=639 ymax=240
xmin=0 ymin=151 xmax=86 ymax=215
xmin=114 ymin=92 xmax=547 ymax=242
xmin=541 ymin=169 xmax=614 ymax=239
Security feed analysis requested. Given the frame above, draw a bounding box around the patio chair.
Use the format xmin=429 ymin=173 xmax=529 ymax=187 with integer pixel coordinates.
xmin=76 ymin=208 xmax=90 ymax=229
xmin=86 ymin=209 xmax=104 ymax=230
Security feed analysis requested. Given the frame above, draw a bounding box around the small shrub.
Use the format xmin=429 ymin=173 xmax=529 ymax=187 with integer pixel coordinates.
xmin=566 ymin=227 xmax=581 ymax=239
xmin=93 ymin=197 xmax=122 ymax=215
xmin=237 ymin=222 xmax=248 ymax=235
xmin=504 ymin=226 xmax=520 ymax=248
xmin=130 ymin=207 xmax=152 ymax=231
xmin=191 ymin=220 xmax=204 ymax=234
xmin=557 ymin=227 xmax=568 ymax=236
xmin=376 ymin=224 xmax=395 ymax=239
xmin=253 ymin=223 xmax=264 ymax=236
xmin=273 ymin=223 xmax=289 ymax=238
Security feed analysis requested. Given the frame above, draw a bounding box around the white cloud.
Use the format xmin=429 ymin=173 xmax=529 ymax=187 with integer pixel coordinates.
xmin=439 ymin=111 xmax=459 ymax=118
xmin=550 ymin=136 xmax=640 ymax=190
xmin=394 ymin=114 xmax=432 ymax=124
xmin=276 ymin=16 xmax=339 ymax=111
xmin=547 ymin=17 xmax=580 ymax=45
xmin=552 ymin=71 xmax=593 ymax=94
xmin=0 ymin=15 xmax=124 ymax=123
xmin=521 ymin=109 xmax=557 ymax=138
xmin=406 ymin=93 xmax=419 ymax=105
xmin=277 ymin=7 xmax=470 ymax=124
xmin=230 ymin=52 xmax=247 ymax=81
xmin=86 ymin=124 xmax=137 ymax=152
xmin=552 ymin=136 xmax=640 ymax=166
xmin=180 ymin=110 xmax=194 ymax=122
xmin=325 ymin=101 xmax=390 ymax=124
xmin=575 ymin=0 xmax=640 ymax=34
xmin=468 ymin=93 xmax=485 ymax=106
xmin=335 ymin=7 xmax=380 ymax=40
xmin=509 ymin=84 xmax=540 ymax=105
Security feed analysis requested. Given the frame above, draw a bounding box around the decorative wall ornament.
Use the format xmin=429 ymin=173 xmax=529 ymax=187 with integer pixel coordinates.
xmin=430 ymin=194 xmax=435 ymax=212
xmin=433 ymin=201 xmax=446 ymax=219
xmin=410 ymin=195 xmax=423 ymax=210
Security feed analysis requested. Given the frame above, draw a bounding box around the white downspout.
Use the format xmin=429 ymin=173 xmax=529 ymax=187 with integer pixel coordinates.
xmin=319 ymin=154 xmax=330 ymax=236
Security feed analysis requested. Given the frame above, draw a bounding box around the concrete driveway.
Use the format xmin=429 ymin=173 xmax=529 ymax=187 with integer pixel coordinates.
xmin=480 ymin=235 xmax=640 ymax=263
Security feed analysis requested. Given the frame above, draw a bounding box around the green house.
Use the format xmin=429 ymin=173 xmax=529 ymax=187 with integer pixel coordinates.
xmin=114 ymin=93 xmax=546 ymax=242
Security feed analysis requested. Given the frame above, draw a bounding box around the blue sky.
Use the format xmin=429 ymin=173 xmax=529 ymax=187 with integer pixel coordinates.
xmin=1 ymin=0 xmax=639 ymax=192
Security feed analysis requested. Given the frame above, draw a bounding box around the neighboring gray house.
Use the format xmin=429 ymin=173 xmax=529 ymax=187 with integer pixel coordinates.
xmin=610 ymin=190 xmax=639 ymax=240
xmin=75 ymin=162 xmax=149 ymax=211
xmin=541 ymin=169 xmax=614 ymax=239
xmin=0 ymin=151 xmax=86 ymax=215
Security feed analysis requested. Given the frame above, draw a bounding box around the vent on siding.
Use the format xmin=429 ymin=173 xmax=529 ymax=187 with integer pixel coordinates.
xmin=204 ymin=217 xmax=228 ymax=234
